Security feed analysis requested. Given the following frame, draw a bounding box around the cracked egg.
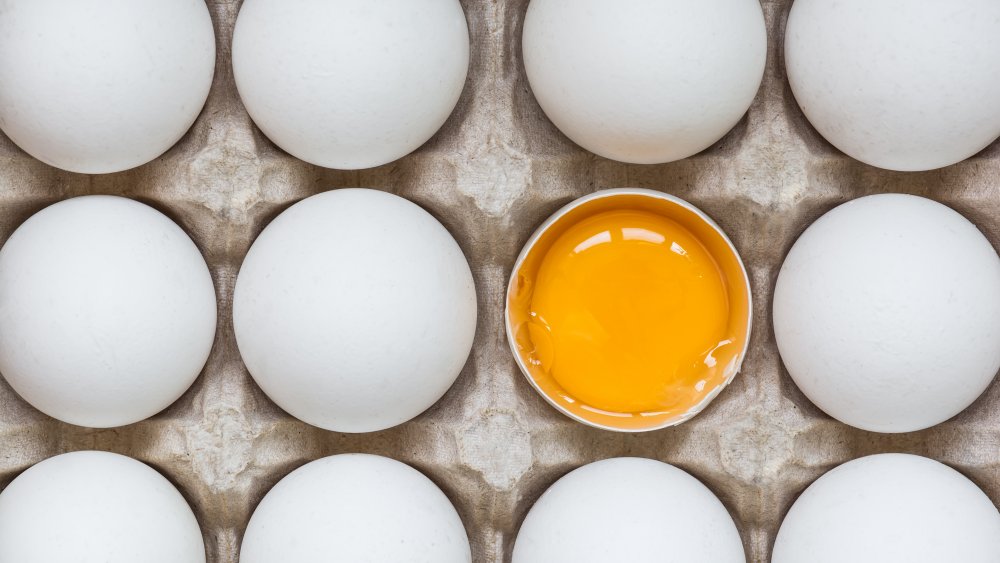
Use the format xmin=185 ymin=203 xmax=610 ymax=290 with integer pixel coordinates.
xmin=505 ymin=189 xmax=751 ymax=432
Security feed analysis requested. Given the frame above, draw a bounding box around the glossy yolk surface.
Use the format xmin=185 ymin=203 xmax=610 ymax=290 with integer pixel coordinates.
xmin=524 ymin=209 xmax=733 ymax=414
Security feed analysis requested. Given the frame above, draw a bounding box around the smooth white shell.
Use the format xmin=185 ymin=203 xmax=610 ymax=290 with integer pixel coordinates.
xmin=0 ymin=0 xmax=216 ymax=174
xmin=0 ymin=451 xmax=206 ymax=563
xmin=233 ymin=189 xmax=477 ymax=433
xmin=232 ymin=0 xmax=470 ymax=170
xmin=785 ymin=0 xmax=1000 ymax=172
xmin=773 ymin=194 xmax=1000 ymax=433
xmin=522 ymin=0 xmax=767 ymax=165
xmin=0 ymin=196 xmax=218 ymax=428
xmin=773 ymin=454 xmax=1000 ymax=562
xmin=240 ymin=454 xmax=471 ymax=562
xmin=512 ymin=458 xmax=745 ymax=562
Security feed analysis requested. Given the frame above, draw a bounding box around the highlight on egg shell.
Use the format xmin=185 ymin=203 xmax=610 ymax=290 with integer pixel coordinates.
xmin=506 ymin=188 xmax=752 ymax=432
xmin=772 ymin=454 xmax=1000 ymax=562
xmin=240 ymin=454 xmax=472 ymax=563
xmin=513 ymin=457 xmax=745 ymax=562
xmin=785 ymin=0 xmax=1000 ymax=171
xmin=773 ymin=194 xmax=1000 ymax=433
xmin=233 ymin=188 xmax=477 ymax=434
xmin=522 ymin=0 xmax=767 ymax=164
xmin=0 ymin=0 xmax=216 ymax=174
xmin=0 ymin=196 xmax=218 ymax=428
xmin=232 ymin=0 xmax=470 ymax=170
xmin=0 ymin=451 xmax=206 ymax=563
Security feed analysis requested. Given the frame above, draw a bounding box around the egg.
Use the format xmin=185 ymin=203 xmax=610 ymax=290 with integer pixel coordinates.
xmin=785 ymin=0 xmax=1000 ymax=171
xmin=773 ymin=454 xmax=1000 ymax=562
xmin=232 ymin=0 xmax=469 ymax=170
xmin=240 ymin=454 xmax=471 ymax=562
xmin=513 ymin=458 xmax=745 ymax=562
xmin=0 ymin=196 xmax=217 ymax=428
xmin=0 ymin=0 xmax=216 ymax=174
xmin=0 ymin=451 xmax=205 ymax=563
xmin=506 ymin=189 xmax=751 ymax=432
xmin=773 ymin=194 xmax=1000 ymax=433
xmin=522 ymin=0 xmax=767 ymax=165
xmin=233 ymin=189 xmax=477 ymax=433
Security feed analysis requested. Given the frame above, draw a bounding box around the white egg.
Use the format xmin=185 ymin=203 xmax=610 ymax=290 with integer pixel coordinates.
xmin=785 ymin=0 xmax=1000 ymax=172
xmin=773 ymin=194 xmax=1000 ymax=433
xmin=773 ymin=454 xmax=1000 ymax=562
xmin=513 ymin=458 xmax=745 ymax=562
xmin=233 ymin=189 xmax=477 ymax=433
xmin=0 ymin=196 xmax=218 ymax=428
xmin=0 ymin=0 xmax=216 ymax=174
xmin=240 ymin=454 xmax=471 ymax=562
xmin=0 ymin=451 xmax=205 ymax=563
xmin=522 ymin=0 xmax=767 ymax=165
xmin=232 ymin=0 xmax=469 ymax=170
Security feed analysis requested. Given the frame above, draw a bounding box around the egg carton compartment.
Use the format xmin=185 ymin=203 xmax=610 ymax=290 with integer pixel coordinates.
xmin=1 ymin=0 xmax=999 ymax=562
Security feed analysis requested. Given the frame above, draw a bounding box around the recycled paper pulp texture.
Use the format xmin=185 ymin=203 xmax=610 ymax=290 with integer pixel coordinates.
xmin=1 ymin=0 xmax=999 ymax=561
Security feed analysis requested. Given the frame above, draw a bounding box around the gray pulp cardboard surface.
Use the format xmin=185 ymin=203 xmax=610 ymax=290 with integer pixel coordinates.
xmin=1 ymin=0 xmax=999 ymax=561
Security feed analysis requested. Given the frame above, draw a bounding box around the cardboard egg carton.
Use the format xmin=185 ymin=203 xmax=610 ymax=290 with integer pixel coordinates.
xmin=1 ymin=0 xmax=999 ymax=561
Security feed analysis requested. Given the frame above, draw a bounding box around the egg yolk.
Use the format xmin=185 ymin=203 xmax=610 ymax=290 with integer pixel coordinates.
xmin=511 ymin=205 xmax=745 ymax=425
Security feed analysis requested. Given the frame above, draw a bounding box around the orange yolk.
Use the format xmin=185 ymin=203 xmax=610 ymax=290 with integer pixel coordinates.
xmin=509 ymin=199 xmax=748 ymax=430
